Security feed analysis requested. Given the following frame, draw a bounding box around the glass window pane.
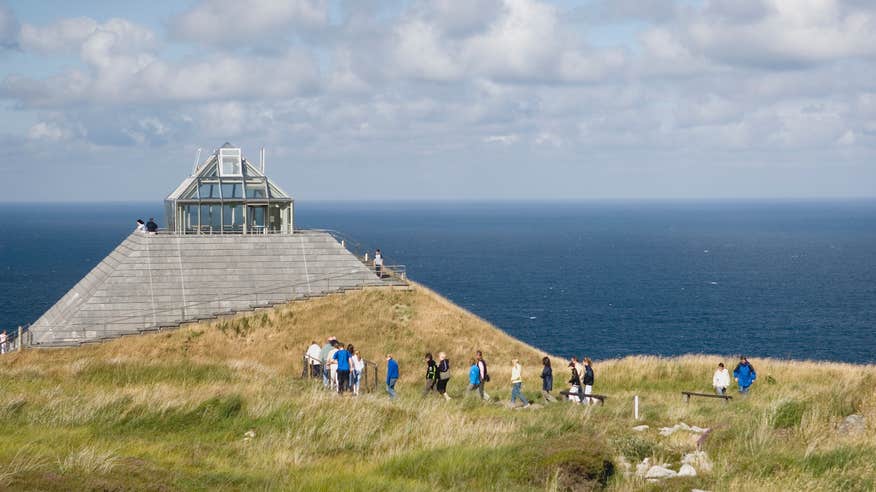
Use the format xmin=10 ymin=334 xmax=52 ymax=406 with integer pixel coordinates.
xmin=198 ymin=183 xmax=220 ymax=198
xmin=219 ymin=149 xmax=242 ymax=176
xmin=221 ymin=183 xmax=242 ymax=199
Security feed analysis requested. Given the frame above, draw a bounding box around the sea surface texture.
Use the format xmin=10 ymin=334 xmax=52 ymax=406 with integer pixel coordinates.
xmin=1 ymin=201 xmax=874 ymax=363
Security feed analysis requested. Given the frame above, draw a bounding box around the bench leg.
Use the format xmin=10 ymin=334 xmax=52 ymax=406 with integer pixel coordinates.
xmin=684 ymin=394 xmax=690 ymax=403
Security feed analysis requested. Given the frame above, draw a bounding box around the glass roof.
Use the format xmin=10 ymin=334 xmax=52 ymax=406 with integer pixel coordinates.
xmin=166 ymin=144 xmax=292 ymax=202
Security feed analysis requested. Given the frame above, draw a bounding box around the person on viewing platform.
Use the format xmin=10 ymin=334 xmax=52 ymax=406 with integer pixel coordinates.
xmin=467 ymin=358 xmax=481 ymax=396
xmin=0 ymin=330 xmax=7 ymax=354
xmin=437 ymin=352 xmax=451 ymax=400
xmin=319 ymin=337 xmax=335 ymax=388
xmin=423 ymin=352 xmax=439 ymax=396
xmin=476 ymin=350 xmax=490 ymax=400
xmin=733 ymin=356 xmax=757 ymax=395
xmin=306 ymin=341 xmax=322 ymax=377
xmin=540 ymin=357 xmax=555 ymax=402
xmin=582 ymin=358 xmax=595 ymax=405
xmin=333 ymin=344 xmax=353 ymax=393
xmin=386 ymin=354 xmax=399 ymax=399
xmin=374 ymin=249 xmax=384 ymax=278
xmin=351 ymin=350 xmax=365 ymax=396
xmin=509 ymin=358 xmax=530 ymax=407
xmin=135 ymin=219 xmax=146 ymax=233
xmin=146 ymin=218 xmax=158 ymax=233
xmin=567 ymin=361 xmax=581 ymax=403
xmin=713 ymin=362 xmax=731 ymax=396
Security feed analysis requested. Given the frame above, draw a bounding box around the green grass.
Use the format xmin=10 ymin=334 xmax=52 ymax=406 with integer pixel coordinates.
xmin=0 ymin=285 xmax=873 ymax=491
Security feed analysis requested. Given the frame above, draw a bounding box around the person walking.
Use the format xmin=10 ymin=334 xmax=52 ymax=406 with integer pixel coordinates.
xmin=581 ymin=358 xmax=595 ymax=405
xmin=509 ymin=358 xmax=530 ymax=407
xmin=540 ymin=357 xmax=555 ymax=402
xmin=0 ymin=330 xmax=7 ymax=354
xmin=328 ymin=343 xmax=340 ymax=391
xmin=333 ymin=344 xmax=353 ymax=393
xmin=476 ymin=350 xmax=490 ymax=400
xmin=733 ymin=356 xmax=757 ymax=395
xmin=467 ymin=358 xmax=481 ymax=396
xmin=567 ymin=361 xmax=581 ymax=403
xmin=423 ymin=353 xmax=439 ymax=396
xmin=386 ymin=354 xmax=399 ymax=399
xmin=351 ymin=350 xmax=365 ymax=396
xmin=306 ymin=341 xmax=322 ymax=378
xmin=437 ymin=352 xmax=452 ymax=400
xmin=374 ymin=249 xmax=384 ymax=278
xmin=713 ymin=362 xmax=731 ymax=396
xmin=319 ymin=337 xmax=335 ymax=389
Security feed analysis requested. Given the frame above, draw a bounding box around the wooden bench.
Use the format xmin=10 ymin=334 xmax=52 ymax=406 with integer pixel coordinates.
xmin=682 ymin=391 xmax=732 ymax=403
xmin=558 ymin=390 xmax=607 ymax=405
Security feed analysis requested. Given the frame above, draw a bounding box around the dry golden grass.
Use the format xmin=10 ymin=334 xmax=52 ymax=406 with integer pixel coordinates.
xmin=0 ymin=282 xmax=873 ymax=491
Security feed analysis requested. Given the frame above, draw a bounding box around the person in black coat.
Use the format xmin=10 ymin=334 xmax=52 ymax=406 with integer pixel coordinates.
xmin=437 ymin=352 xmax=451 ymax=400
xmin=540 ymin=357 xmax=555 ymax=402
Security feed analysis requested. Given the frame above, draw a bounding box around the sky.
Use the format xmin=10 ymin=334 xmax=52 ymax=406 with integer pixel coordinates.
xmin=0 ymin=0 xmax=874 ymax=202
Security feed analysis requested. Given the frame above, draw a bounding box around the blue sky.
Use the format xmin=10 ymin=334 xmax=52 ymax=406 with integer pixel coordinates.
xmin=1 ymin=0 xmax=874 ymax=201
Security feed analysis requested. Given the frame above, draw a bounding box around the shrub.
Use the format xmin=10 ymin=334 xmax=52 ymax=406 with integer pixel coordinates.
xmin=772 ymin=400 xmax=807 ymax=429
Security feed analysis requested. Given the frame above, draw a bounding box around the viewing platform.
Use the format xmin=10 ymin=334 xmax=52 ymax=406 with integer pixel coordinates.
xmin=29 ymin=144 xmax=405 ymax=347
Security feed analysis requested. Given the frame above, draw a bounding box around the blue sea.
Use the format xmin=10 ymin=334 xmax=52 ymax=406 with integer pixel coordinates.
xmin=1 ymin=201 xmax=875 ymax=364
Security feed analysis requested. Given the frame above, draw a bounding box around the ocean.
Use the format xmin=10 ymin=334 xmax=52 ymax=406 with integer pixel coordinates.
xmin=1 ymin=201 xmax=875 ymax=364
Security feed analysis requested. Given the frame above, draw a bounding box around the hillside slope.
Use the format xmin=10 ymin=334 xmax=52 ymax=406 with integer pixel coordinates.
xmin=0 ymin=283 xmax=874 ymax=491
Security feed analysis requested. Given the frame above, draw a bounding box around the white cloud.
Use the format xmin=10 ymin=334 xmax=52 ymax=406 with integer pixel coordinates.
xmin=28 ymin=121 xmax=75 ymax=141
xmin=19 ymin=17 xmax=155 ymax=55
xmin=170 ymin=0 xmax=328 ymax=45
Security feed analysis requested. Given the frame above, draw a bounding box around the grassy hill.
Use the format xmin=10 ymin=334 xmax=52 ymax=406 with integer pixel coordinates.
xmin=0 ymin=283 xmax=873 ymax=491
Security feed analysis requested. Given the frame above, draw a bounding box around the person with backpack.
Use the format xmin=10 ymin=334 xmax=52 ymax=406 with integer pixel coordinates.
xmin=733 ymin=356 xmax=756 ymax=395
xmin=437 ymin=352 xmax=452 ymax=400
xmin=423 ymin=352 xmax=439 ymax=396
xmin=467 ymin=358 xmax=481 ymax=396
xmin=476 ymin=350 xmax=490 ymax=400
xmin=509 ymin=358 xmax=530 ymax=407
xmin=540 ymin=357 xmax=555 ymax=402
xmin=581 ymin=357 xmax=595 ymax=405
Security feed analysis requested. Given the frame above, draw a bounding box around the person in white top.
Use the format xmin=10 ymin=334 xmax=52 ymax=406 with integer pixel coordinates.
xmin=351 ymin=350 xmax=365 ymax=395
xmin=306 ymin=341 xmax=322 ymax=378
xmin=373 ymin=249 xmax=384 ymax=278
xmin=0 ymin=330 xmax=7 ymax=354
xmin=327 ymin=345 xmax=340 ymax=390
xmin=135 ymin=219 xmax=146 ymax=233
xmin=713 ymin=362 xmax=731 ymax=396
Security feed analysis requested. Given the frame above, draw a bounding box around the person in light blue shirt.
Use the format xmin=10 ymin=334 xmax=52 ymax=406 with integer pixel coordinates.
xmin=467 ymin=358 xmax=481 ymax=396
xmin=333 ymin=344 xmax=353 ymax=393
xmin=386 ymin=354 xmax=400 ymax=399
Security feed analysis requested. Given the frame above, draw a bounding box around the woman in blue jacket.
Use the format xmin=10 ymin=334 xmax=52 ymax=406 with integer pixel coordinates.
xmin=733 ymin=356 xmax=756 ymax=394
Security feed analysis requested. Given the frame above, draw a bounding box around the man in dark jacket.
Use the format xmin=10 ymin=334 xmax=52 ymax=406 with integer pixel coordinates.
xmin=145 ymin=217 xmax=158 ymax=233
xmin=476 ymin=350 xmax=490 ymax=400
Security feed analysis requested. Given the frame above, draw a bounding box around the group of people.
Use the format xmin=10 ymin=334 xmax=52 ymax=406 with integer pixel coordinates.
xmin=135 ymin=218 xmax=159 ymax=234
xmin=713 ymin=356 xmax=757 ymax=395
xmin=306 ymin=337 xmax=367 ymax=395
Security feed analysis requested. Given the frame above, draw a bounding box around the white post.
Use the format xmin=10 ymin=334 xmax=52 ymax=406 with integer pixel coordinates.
xmin=634 ymin=395 xmax=640 ymax=420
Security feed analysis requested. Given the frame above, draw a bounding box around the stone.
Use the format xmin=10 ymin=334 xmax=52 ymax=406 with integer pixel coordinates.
xmin=645 ymin=465 xmax=677 ymax=480
xmin=677 ymin=464 xmax=697 ymax=477
xmin=682 ymin=451 xmax=713 ymax=473
xmin=635 ymin=458 xmax=652 ymax=477
xmin=632 ymin=425 xmax=650 ymax=432
xmin=837 ymin=414 xmax=866 ymax=436
xmin=243 ymin=429 xmax=256 ymax=440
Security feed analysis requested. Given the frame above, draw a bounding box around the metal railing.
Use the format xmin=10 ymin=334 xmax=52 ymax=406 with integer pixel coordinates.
xmin=0 ymin=324 xmax=31 ymax=354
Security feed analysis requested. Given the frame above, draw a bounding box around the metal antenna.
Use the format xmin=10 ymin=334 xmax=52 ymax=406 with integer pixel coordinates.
xmin=260 ymin=147 xmax=266 ymax=173
xmin=192 ymin=148 xmax=202 ymax=174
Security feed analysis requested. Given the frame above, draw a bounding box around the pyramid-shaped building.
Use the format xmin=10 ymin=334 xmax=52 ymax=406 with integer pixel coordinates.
xmin=29 ymin=145 xmax=397 ymax=346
